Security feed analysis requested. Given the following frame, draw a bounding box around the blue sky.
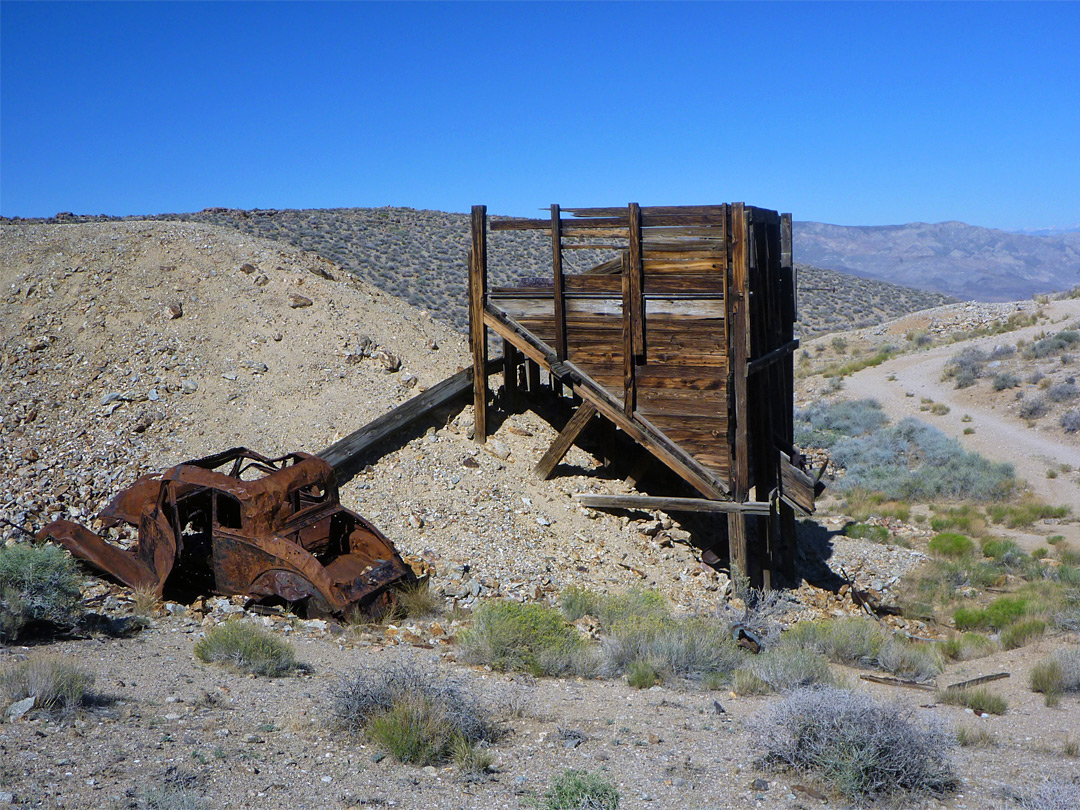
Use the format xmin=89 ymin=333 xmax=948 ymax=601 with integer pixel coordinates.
xmin=2 ymin=2 xmax=1078 ymax=229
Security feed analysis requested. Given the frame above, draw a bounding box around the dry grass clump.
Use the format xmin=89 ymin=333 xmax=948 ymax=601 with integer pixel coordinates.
xmin=753 ymin=687 xmax=956 ymax=800
xmin=938 ymin=686 xmax=1008 ymax=715
xmin=1030 ymin=646 xmax=1080 ymax=705
xmin=0 ymin=654 xmax=95 ymax=718
xmin=0 ymin=543 xmax=84 ymax=642
xmin=939 ymin=632 xmax=999 ymax=661
xmin=955 ymin=725 xmax=996 ymax=747
xmin=1009 ymin=776 xmax=1080 ymax=810
xmin=193 ymin=620 xmax=297 ymax=677
xmin=392 ymin=579 xmax=444 ymax=620
xmin=782 ymin=617 xmax=943 ymax=681
xmin=733 ymin=647 xmax=838 ymax=695
xmin=544 ymin=769 xmax=620 ymax=810
xmin=331 ymin=662 xmax=499 ymax=769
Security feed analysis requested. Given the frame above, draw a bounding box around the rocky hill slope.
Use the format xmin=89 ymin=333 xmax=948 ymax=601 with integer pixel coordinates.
xmin=795 ymin=220 xmax=1080 ymax=302
xmin=5 ymin=208 xmax=955 ymax=338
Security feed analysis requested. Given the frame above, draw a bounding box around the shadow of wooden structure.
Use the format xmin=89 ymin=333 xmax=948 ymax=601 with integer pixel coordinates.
xmin=469 ymin=203 xmax=821 ymax=588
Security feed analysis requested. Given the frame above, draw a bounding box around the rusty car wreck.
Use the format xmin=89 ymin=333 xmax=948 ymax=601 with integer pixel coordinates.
xmin=37 ymin=447 xmax=414 ymax=617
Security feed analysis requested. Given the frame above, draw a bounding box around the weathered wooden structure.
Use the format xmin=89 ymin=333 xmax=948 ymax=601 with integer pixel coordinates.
xmin=469 ymin=203 xmax=820 ymax=587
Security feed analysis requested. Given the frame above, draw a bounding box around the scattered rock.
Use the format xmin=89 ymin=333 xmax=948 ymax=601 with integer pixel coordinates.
xmin=5 ymin=696 xmax=35 ymax=721
xmin=166 ymin=302 xmax=183 ymax=320
xmin=239 ymin=263 xmax=257 ymax=274
xmin=288 ymin=293 xmax=313 ymax=309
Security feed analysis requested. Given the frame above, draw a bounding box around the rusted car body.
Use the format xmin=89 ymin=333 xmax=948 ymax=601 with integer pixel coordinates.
xmin=37 ymin=448 xmax=413 ymax=617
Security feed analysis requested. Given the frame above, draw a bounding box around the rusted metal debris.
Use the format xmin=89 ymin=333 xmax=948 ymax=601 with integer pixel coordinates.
xmin=37 ymin=447 xmax=414 ymax=617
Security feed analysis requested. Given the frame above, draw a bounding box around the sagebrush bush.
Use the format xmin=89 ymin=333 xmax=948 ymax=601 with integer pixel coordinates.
xmin=733 ymin=646 xmax=835 ymax=695
xmin=545 ymin=769 xmax=620 ymax=810
xmin=1012 ymin=776 xmax=1080 ymax=810
xmin=0 ymin=543 xmax=84 ymax=642
xmin=753 ymin=687 xmax=956 ymax=799
xmin=928 ymin=532 xmax=975 ymax=558
xmin=1001 ymin=619 xmax=1047 ymax=649
xmin=794 ymin=399 xmax=887 ymax=448
xmin=332 ymin=662 xmax=499 ymax=766
xmin=939 ymin=633 xmax=998 ymax=661
xmin=194 ymin=620 xmax=297 ymax=677
xmin=783 ymin=618 xmax=885 ymax=665
xmin=1020 ymin=395 xmax=1049 ymax=419
xmin=460 ymin=601 xmax=593 ymax=676
xmin=601 ymin=613 xmax=742 ymax=681
xmin=0 ymin=654 xmax=95 ymax=717
xmin=845 ymin=522 xmax=890 ymax=543
xmin=1047 ymin=383 xmax=1080 ymax=403
xmin=389 ymin=579 xmax=444 ymax=620
xmin=993 ymin=372 xmax=1021 ymax=391
xmin=1062 ymin=409 xmax=1080 ymax=433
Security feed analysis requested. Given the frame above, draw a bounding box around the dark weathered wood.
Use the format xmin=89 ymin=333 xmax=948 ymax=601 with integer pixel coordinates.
xmin=502 ymin=339 xmax=518 ymax=410
xmin=859 ymin=674 xmax=937 ymax=692
xmin=526 ymin=359 xmax=542 ymax=394
xmin=470 ymin=206 xmax=489 ymax=443
xmin=534 ymin=402 xmax=597 ymax=479
xmin=318 ymin=363 xmax=497 ymax=470
xmin=747 ymin=339 xmax=799 ymax=375
xmin=551 ymin=204 xmax=567 ymax=361
xmin=628 ymin=203 xmax=644 ymax=357
xmin=574 ymin=494 xmax=769 ymax=515
xmin=945 ymin=672 xmax=1010 ymax=691
xmin=779 ymin=452 xmax=816 ymax=514
xmin=621 ymin=251 xmax=635 ymax=416
xmin=624 ymin=452 xmax=653 ymax=488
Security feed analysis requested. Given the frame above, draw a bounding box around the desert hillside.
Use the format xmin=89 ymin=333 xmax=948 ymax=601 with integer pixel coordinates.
xmin=2 ymin=221 xmax=1078 ymax=810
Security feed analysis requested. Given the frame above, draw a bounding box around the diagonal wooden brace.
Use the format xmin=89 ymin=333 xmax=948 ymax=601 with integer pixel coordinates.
xmin=534 ymin=402 xmax=598 ymax=479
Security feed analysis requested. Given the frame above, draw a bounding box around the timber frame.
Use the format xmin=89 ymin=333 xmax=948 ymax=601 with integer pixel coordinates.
xmin=469 ymin=203 xmax=819 ymax=587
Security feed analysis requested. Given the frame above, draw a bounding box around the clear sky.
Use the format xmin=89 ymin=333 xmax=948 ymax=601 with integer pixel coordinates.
xmin=2 ymin=1 xmax=1078 ymax=229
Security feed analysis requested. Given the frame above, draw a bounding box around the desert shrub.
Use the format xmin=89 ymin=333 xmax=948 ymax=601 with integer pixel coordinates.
xmin=993 ymin=372 xmax=1021 ymax=391
xmin=939 ymin=633 xmax=998 ymax=661
xmin=1027 ymin=330 xmax=1080 ymax=359
xmin=459 ymin=601 xmax=593 ymax=677
xmin=783 ymin=618 xmax=885 ymax=665
xmin=945 ymin=347 xmax=987 ymax=388
xmin=794 ymin=399 xmax=886 ymax=448
xmin=193 ymin=620 xmax=297 ymax=677
xmin=625 ymin=660 xmax=660 ymax=689
xmin=987 ymin=501 xmax=1070 ymax=528
xmin=954 ymin=596 xmax=1031 ymax=632
xmin=0 ymin=654 xmax=95 ymax=717
xmin=1062 ymin=409 xmax=1080 ymax=432
xmin=981 ymin=536 xmax=1023 ymax=559
xmin=545 ymin=769 xmax=620 ymax=810
xmin=753 ymin=687 xmax=956 ymax=799
xmin=716 ymin=587 xmax=793 ymax=650
xmin=830 ymin=417 xmax=1015 ymax=501
xmin=831 ymin=336 xmax=848 ymax=354
xmin=591 ymin=587 xmax=669 ymax=629
xmin=955 ymin=725 xmax=996 ymax=747
xmin=600 ymin=614 xmax=741 ymax=681
xmin=989 ymin=344 xmax=1016 ymax=359
xmin=928 ymin=533 xmax=975 ymax=558
xmin=389 ymin=579 xmax=444 ymax=619
xmin=845 ymin=522 xmax=890 ymax=543
xmin=1001 ymin=619 xmax=1047 ymax=649
xmin=0 ymin=543 xmax=84 ymax=642
xmin=1047 ymin=383 xmax=1080 ymax=403
xmin=1021 ymin=395 xmax=1049 ymax=419
xmin=559 ymin=585 xmax=598 ymax=621
xmin=733 ymin=646 xmax=835 ymax=694
xmin=1011 ymin=776 xmax=1080 ymax=810
xmin=930 ymin=504 xmax=983 ymax=534
xmin=1030 ymin=646 xmax=1080 ymax=698
xmin=332 ymin=662 xmax=498 ymax=766
xmin=938 ymin=686 xmax=1007 ymax=715
xmin=877 ymin=637 xmax=945 ymax=681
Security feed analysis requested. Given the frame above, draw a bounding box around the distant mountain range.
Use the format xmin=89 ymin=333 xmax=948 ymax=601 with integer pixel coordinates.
xmin=793 ymin=220 xmax=1080 ymax=301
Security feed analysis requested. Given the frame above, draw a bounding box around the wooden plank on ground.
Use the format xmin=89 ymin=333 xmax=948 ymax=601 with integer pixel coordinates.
xmin=574 ymin=494 xmax=770 ymax=515
xmin=534 ymin=402 xmax=598 ymax=479
xmin=318 ymin=363 xmax=497 ymax=470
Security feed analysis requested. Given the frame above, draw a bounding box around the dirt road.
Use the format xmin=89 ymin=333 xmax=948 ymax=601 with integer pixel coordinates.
xmin=843 ymin=299 xmax=1080 ymax=509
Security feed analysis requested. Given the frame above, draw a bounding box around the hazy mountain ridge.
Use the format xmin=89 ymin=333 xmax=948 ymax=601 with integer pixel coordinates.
xmin=794 ymin=220 xmax=1080 ymax=301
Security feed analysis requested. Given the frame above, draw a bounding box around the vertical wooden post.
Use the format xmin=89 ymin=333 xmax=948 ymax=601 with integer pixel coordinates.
xmin=779 ymin=212 xmax=797 ymax=579
xmin=502 ymin=339 xmax=518 ymax=411
xmin=627 ymin=202 xmax=644 ymax=358
xmin=620 ymin=251 xmax=636 ymax=416
xmin=470 ymin=205 xmax=488 ymax=443
xmin=551 ymin=204 xmax=567 ymax=362
xmin=526 ymin=359 xmax=541 ymax=395
xmin=728 ymin=202 xmax=750 ymax=583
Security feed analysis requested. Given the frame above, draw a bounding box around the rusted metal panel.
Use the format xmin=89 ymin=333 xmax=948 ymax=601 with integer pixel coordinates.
xmin=36 ymin=447 xmax=413 ymax=617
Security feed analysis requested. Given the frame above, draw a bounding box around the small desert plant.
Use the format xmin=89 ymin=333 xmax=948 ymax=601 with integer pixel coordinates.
xmin=1009 ymin=775 xmax=1080 ymax=810
xmin=459 ymin=600 xmax=592 ymax=676
xmin=0 ymin=654 xmax=95 ymax=717
xmin=1021 ymin=395 xmax=1049 ymax=419
xmin=625 ymin=659 xmax=660 ymax=689
xmin=131 ymin=583 xmax=162 ymax=618
xmin=939 ymin=633 xmax=998 ymax=661
xmin=332 ymin=662 xmax=498 ymax=767
xmin=1062 ymin=410 xmax=1080 ymax=433
xmin=135 ymin=784 xmax=210 ymax=810
xmin=954 ymin=596 xmax=1031 ymax=632
xmin=877 ymin=637 xmax=945 ymax=681
xmin=845 ymin=522 xmax=890 ymax=543
xmin=544 ymin=769 xmax=620 ymax=810
xmin=753 ymin=687 xmax=956 ymax=799
xmin=0 ymin=543 xmax=84 ymax=642
xmin=601 ymin=613 xmax=742 ymax=681
xmin=393 ymin=579 xmax=443 ymax=619
xmin=559 ymin=585 xmax=598 ymax=621
xmin=783 ymin=617 xmax=885 ymax=665
xmin=1030 ymin=646 xmax=1080 ymax=702
xmin=993 ymin=372 xmax=1021 ymax=391
xmin=987 ymin=501 xmax=1070 ymax=528
xmin=1001 ymin=619 xmax=1047 ymax=649
xmin=194 ymin=620 xmax=297 ymax=677
xmin=733 ymin=646 xmax=835 ymax=695
xmin=955 ymin=725 xmax=996 ymax=747
xmin=938 ymin=686 xmax=1007 ymax=715
xmin=928 ymin=532 xmax=975 ymax=558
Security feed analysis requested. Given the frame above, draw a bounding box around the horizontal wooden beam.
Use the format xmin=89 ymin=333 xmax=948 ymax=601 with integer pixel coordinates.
xmin=747 ymin=339 xmax=800 ymax=375
xmin=573 ymin=494 xmax=769 ymax=515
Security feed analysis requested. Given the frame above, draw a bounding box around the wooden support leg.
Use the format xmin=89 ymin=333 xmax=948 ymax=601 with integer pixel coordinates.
xmin=527 ymin=360 xmax=541 ymax=394
xmin=624 ymin=452 xmax=653 ymax=489
xmin=727 ymin=512 xmax=748 ymax=590
xmin=534 ymin=402 xmax=598 ymax=479
xmin=502 ymin=340 xmax=518 ymax=411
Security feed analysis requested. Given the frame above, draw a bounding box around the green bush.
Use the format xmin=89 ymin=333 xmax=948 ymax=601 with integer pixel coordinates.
xmin=754 ymin=687 xmax=956 ymax=799
xmin=845 ymin=523 xmax=890 ymax=543
xmin=601 ymin=613 xmax=741 ymax=681
xmin=928 ymin=533 xmax=975 ymax=558
xmin=939 ymin=633 xmax=998 ymax=661
xmin=0 ymin=654 xmax=95 ymax=717
xmin=194 ymin=620 xmax=297 ymax=677
xmin=783 ymin=618 xmax=885 ymax=665
xmin=939 ymin=686 xmax=1007 ymax=715
xmin=877 ymin=638 xmax=945 ymax=681
xmin=459 ymin=601 xmax=591 ymax=676
xmin=332 ymin=662 xmax=498 ymax=767
xmin=987 ymin=502 xmax=1071 ymax=528
xmin=1030 ymin=646 xmax=1080 ymax=699
xmin=545 ymin=770 xmax=620 ymax=810
xmin=1001 ymin=619 xmax=1046 ymax=650
xmin=625 ymin=660 xmax=660 ymax=689
xmin=733 ymin=647 xmax=836 ymax=695
xmin=559 ymin=585 xmax=598 ymax=622
xmin=0 ymin=543 xmax=84 ymax=642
